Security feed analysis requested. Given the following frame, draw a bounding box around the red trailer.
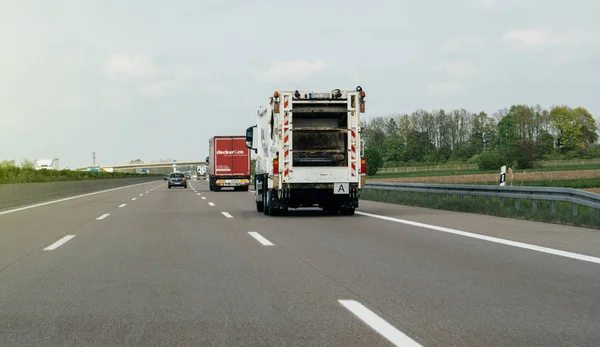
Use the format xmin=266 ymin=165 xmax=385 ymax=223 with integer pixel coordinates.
xmin=207 ymin=136 xmax=251 ymax=191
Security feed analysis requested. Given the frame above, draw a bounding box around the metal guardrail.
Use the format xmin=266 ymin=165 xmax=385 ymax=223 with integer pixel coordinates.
xmin=364 ymin=182 xmax=600 ymax=217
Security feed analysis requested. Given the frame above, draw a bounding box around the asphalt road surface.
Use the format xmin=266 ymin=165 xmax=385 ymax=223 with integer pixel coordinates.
xmin=1 ymin=179 xmax=600 ymax=346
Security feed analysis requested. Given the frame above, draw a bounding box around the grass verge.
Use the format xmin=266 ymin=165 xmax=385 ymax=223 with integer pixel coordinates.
xmin=360 ymin=188 xmax=600 ymax=230
xmin=371 ymin=164 xmax=600 ymax=179
xmin=0 ymin=167 xmax=161 ymax=184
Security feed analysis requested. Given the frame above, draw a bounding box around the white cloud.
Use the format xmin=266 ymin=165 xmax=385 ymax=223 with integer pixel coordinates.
xmin=440 ymin=38 xmax=464 ymax=54
xmin=140 ymin=79 xmax=177 ymax=96
xmin=502 ymin=29 xmax=597 ymax=48
xmin=264 ymin=60 xmax=326 ymax=83
xmin=56 ymin=96 xmax=83 ymax=109
xmin=427 ymin=82 xmax=463 ymax=96
xmin=431 ymin=61 xmax=477 ymax=78
xmin=479 ymin=0 xmax=495 ymax=9
xmin=104 ymin=54 xmax=157 ymax=79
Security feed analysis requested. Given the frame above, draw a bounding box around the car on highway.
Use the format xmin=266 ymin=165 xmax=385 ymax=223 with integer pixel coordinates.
xmin=168 ymin=172 xmax=187 ymax=189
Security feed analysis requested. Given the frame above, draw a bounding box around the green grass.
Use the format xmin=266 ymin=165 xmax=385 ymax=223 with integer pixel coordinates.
xmin=0 ymin=167 xmax=162 ymax=184
xmin=468 ymin=178 xmax=600 ymax=189
xmin=360 ymin=189 xmax=600 ymax=229
xmin=370 ymin=164 xmax=600 ymax=179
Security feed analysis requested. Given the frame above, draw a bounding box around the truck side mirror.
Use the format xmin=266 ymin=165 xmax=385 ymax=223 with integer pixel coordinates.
xmin=245 ymin=126 xmax=254 ymax=149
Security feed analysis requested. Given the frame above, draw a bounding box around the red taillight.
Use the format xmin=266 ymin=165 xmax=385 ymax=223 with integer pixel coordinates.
xmin=360 ymin=158 xmax=366 ymax=175
xmin=273 ymin=158 xmax=279 ymax=175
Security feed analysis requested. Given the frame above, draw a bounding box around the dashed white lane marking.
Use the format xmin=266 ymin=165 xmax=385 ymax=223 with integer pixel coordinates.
xmin=0 ymin=181 xmax=156 ymax=216
xmin=338 ymin=300 xmax=423 ymax=347
xmin=248 ymin=232 xmax=274 ymax=246
xmin=139 ymin=194 xmax=144 ymax=197
xmin=118 ymin=204 xmax=127 ymax=208
xmin=131 ymin=197 xmax=137 ymax=201
xmin=145 ymin=191 xmax=149 ymax=193
xmin=356 ymin=211 xmax=600 ymax=265
xmin=201 ymin=197 xmax=207 ymax=200
xmin=44 ymin=235 xmax=76 ymax=251
xmin=208 ymin=202 xmax=215 ymax=206
xmin=96 ymin=213 xmax=110 ymax=220
xmin=221 ymin=212 xmax=233 ymax=218
xmin=197 ymin=193 xmax=201 ymax=196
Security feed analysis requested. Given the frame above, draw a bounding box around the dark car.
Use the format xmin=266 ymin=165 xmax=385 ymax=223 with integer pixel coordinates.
xmin=163 ymin=175 xmax=169 ymax=181
xmin=168 ymin=172 xmax=187 ymax=189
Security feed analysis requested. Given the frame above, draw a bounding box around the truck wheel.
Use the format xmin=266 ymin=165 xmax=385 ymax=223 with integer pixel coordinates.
xmin=339 ymin=207 xmax=355 ymax=215
xmin=323 ymin=204 xmax=338 ymax=215
xmin=263 ymin=190 xmax=270 ymax=215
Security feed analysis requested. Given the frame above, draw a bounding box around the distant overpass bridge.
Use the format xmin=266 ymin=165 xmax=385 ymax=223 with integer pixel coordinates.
xmin=76 ymin=161 xmax=206 ymax=172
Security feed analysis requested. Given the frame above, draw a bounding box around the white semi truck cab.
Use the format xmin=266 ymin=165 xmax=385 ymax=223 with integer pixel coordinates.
xmin=245 ymin=86 xmax=367 ymax=216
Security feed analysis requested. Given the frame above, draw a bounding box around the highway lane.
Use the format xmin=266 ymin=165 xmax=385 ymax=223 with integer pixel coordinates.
xmin=0 ymin=180 xmax=163 ymax=272
xmin=1 ymin=178 xmax=600 ymax=346
xmin=0 ymin=180 xmax=390 ymax=346
xmin=196 ymin=181 xmax=600 ymax=346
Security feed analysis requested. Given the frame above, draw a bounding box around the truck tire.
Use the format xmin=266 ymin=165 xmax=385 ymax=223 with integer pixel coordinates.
xmin=263 ymin=190 xmax=270 ymax=215
xmin=339 ymin=207 xmax=355 ymax=215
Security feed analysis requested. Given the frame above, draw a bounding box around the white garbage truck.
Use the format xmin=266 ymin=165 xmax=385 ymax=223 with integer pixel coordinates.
xmin=245 ymin=87 xmax=367 ymax=216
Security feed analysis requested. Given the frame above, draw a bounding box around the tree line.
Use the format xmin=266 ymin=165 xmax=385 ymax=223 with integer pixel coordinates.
xmin=360 ymin=104 xmax=599 ymax=175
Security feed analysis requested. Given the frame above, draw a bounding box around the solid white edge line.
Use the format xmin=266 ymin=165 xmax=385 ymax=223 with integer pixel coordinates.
xmin=201 ymin=197 xmax=207 ymax=200
xmin=248 ymin=232 xmax=274 ymax=246
xmin=0 ymin=181 xmax=158 ymax=216
xmin=208 ymin=202 xmax=215 ymax=206
xmin=44 ymin=235 xmax=76 ymax=251
xmin=356 ymin=211 xmax=600 ymax=265
xmin=221 ymin=212 xmax=233 ymax=218
xmin=96 ymin=213 xmax=110 ymax=220
xmin=118 ymin=203 xmax=127 ymax=208
xmin=338 ymin=300 xmax=422 ymax=347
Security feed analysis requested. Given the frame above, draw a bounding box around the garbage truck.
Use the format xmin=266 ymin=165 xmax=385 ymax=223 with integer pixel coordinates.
xmin=245 ymin=87 xmax=367 ymax=215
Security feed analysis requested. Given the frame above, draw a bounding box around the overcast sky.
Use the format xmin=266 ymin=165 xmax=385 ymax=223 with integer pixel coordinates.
xmin=1 ymin=0 xmax=599 ymax=169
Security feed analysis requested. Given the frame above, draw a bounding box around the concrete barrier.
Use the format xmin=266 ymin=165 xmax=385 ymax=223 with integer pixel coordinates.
xmin=0 ymin=177 xmax=161 ymax=211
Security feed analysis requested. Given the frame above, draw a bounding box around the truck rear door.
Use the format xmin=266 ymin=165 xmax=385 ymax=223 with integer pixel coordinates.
xmin=231 ymin=137 xmax=250 ymax=176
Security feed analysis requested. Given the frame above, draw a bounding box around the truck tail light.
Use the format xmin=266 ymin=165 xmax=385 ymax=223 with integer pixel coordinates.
xmin=273 ymin=91 xmax=280 ymax=113
xmin=273 ymin=158 xmax=279 ymax=175
xmin=361 ymin=158 xmax=366 ymax=175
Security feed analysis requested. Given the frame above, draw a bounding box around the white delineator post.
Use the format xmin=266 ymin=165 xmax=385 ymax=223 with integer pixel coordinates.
xmin=499 ymin=165 xmax=507 ymax=186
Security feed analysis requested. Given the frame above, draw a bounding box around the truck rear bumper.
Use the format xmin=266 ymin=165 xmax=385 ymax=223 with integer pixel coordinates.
xmin=275 ymin=183 xmax=360 ymax=209
xmin=216 ymin=178 xmax=250 ymax=187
